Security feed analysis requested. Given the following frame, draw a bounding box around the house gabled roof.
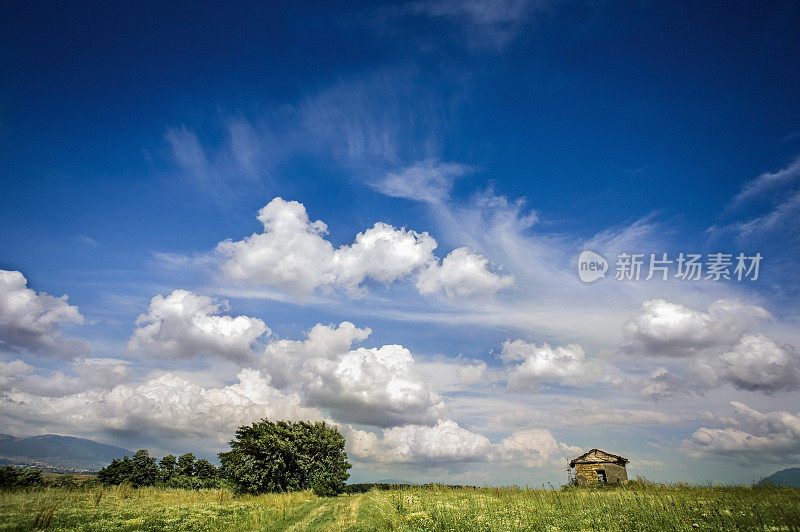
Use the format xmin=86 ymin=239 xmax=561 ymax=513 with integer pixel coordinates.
xmin=569 ymin=448 xmax=629 ymax=467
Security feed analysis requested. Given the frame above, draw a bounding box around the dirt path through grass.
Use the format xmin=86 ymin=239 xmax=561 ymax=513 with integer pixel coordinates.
xmin=283 ymin=501 xmax=330 ymax=532
xmin=332 ymin=493 xmax=363 ymax=529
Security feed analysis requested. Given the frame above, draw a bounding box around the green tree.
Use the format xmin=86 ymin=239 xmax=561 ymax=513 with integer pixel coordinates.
xmin=97 ymin=456 xmax=134 ymax=485
xmin=159 ymin=454 xmax=177 ymax=481
xmin=130 ymin=450 xmax=158 ymax=487
xmin=97 ymin=450 xmax=158 ymax=487
xmin=194 ymin=459 xmax=217 ymax=480
xmin=177 ymin=453 xmax=196 ymax=477
xmin=219 ymin=419 xmax=350 ymax=496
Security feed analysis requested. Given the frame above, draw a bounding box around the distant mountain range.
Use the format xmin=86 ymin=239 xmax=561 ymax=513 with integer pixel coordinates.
xmin=759 ymin=467 xmax=800 ymax=487
xmin=0 ymin=434 xmax=132 ymax=473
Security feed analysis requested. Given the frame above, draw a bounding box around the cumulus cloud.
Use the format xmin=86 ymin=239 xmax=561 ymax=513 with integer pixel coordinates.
xmin=374 ymin=160 xmax=472 ymax=204
xmin=0 ymin=359 xmax=34 ymax=389
xmin=0 ymin=368 xmax=322 ymax=451
xmin=681 ymin=401 xmax=800 ymax=463
xmin=347 ymin=420 xmax=578 ymax=467
xmin=417 ymin=247 xmax=514 ymax=298
xmin=263 ymin=321 xmax=372 ymax=387
xmin=334 ymin=223 xmax=438 ymax=294
xmin=692 ymin=334 xmax=800 ymax=393
xmin=129 ymin=290 xmax=269 ymax=363
xmin=0 ymin=270 xmax=87 ymax=357
xmin=501 ymin=340 xmax=602 ymax=390
xmin=0 ymin=357 xmax=131 ymax=398
xmin=216 ymin=198 xmax=438 ymax=297
xmin=348 ymin=419 xmax=491 ymax=463
xmin=622 ymin=299 xmax=772 ymax=357
xmin=301 ymin=344 xmax=447 ymax=427
xmin=494 ymin=428 xmax=582 ymax=467
xmin=261 ymin=321 xmax=447 ymax=427
xmin=134 ymin=312 xmax=446 ymax=429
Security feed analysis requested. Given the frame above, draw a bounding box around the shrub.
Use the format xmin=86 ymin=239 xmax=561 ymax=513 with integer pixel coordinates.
xmin=0 ymin=466 xmax=45 ymax=488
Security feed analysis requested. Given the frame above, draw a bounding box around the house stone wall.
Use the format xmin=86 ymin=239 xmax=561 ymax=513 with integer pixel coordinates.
xmin=574 ymin=462 xmax=628 ymax=485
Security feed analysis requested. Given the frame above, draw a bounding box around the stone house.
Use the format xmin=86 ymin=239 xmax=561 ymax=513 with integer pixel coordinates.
xmin=569 ymin=449 xmax=629 ymax=485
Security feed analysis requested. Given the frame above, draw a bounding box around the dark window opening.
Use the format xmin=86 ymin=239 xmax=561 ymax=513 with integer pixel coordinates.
xmin=596 ymin=470 xmax=606 ymax=483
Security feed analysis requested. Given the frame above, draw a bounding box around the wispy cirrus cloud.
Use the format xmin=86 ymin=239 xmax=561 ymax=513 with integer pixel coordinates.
xmin=164 ymin=119 xmax=276 ymax=204
xmin=373 ymin=159 xmax=472 ymax=204
xmin=711 ymin=155 xmax=800 ymax=250
xmin=408 ymin=0 xmax=551 ymax=51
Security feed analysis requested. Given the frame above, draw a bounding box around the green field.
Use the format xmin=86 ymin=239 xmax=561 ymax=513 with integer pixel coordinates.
xmin=1 ymin=483 xmax=799 ymax=531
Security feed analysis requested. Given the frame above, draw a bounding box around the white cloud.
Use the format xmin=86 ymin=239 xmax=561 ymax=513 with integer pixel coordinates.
xmin=417 ymin=247 xmax=514 ymax=298
xmin=301 ymin=344 xmax=447 ymax=427
xmin=0 ymin=368 xmax=322 ymax=452
xmin=729 ymin=155 xmax=800 ymax=208
xmin=374 ymin=160 xmax=471 ymax=204
xmin=0 ymin=359 xmax=34 ymax=388
xmin=622 ymin=299 xmax=772 ymax=357
xmin=693 ymin=334 xmax=800 ymax=393
xmin=216 ymin=198 xmax=337 ymax=296
xmin=347 ymin=419 xmax=578 ymax=467
xmin=457 ymin=361 xmax=487 ymax=385
xmin=128 ymin=290 xmax=269 ymax=363
xmin=713 ymin=155 xmax=800 ymax=248
xmin=736 ymin=192 xmax=800 ymax=244
xmin=0 ymin=270 xmax=87 ymax=357
xmin=216 ymin=198 xmax=438 ymax=297
xmin=681 ymin=401 xmax=800 ymax=463
xmin=501 ymin=340 xmax=602 ymax=390
xmin=299 ymin=69 xmax=444 ymax=168
xmin=348 ymin=419 xmax=491 ymax=463
xmin=494 ymin=428 xmax=582 ymax=467
xmin=0 ymin=357 xmax=131 ymax=398
xmin=262 ymin=321 xmax=447 ymax=427
xmin=263 ymin=321 xmax=372 ymax=387
xmin=334 ymin=223 xmax=438 ymax=295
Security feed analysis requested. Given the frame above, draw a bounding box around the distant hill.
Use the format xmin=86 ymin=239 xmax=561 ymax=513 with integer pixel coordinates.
xmin=759 ymin=467 xmax=800 ymax=487
xmin=0 ymin=434 xmax=132 ymax=472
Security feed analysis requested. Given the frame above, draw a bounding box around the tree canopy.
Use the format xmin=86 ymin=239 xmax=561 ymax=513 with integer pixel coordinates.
xmin=219 ymin=419 xmax=351 ymax=496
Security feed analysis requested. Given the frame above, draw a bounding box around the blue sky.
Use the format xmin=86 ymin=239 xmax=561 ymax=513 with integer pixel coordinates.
xmin=2 ymin=1 xmax=800 ymax=485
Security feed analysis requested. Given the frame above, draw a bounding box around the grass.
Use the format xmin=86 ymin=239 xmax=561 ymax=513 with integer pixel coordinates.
xmin=1 ymin=483 xmax=799 ymax=531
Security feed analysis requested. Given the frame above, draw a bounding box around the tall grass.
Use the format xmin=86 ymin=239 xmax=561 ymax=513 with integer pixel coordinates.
xmin=1 ymin=483 xmax=798 ymax=531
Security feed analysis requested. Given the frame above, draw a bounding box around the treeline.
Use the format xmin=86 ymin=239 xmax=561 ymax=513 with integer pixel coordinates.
xmin=2 ymin=420 xmax=351 ymax=496
xmin=0 ymin=466 xmax=47 ymax=488
xmin=97 ymin=450 xmax=226 ymax=489
xmin=96 ymin=419 xmax=351 ymax=496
